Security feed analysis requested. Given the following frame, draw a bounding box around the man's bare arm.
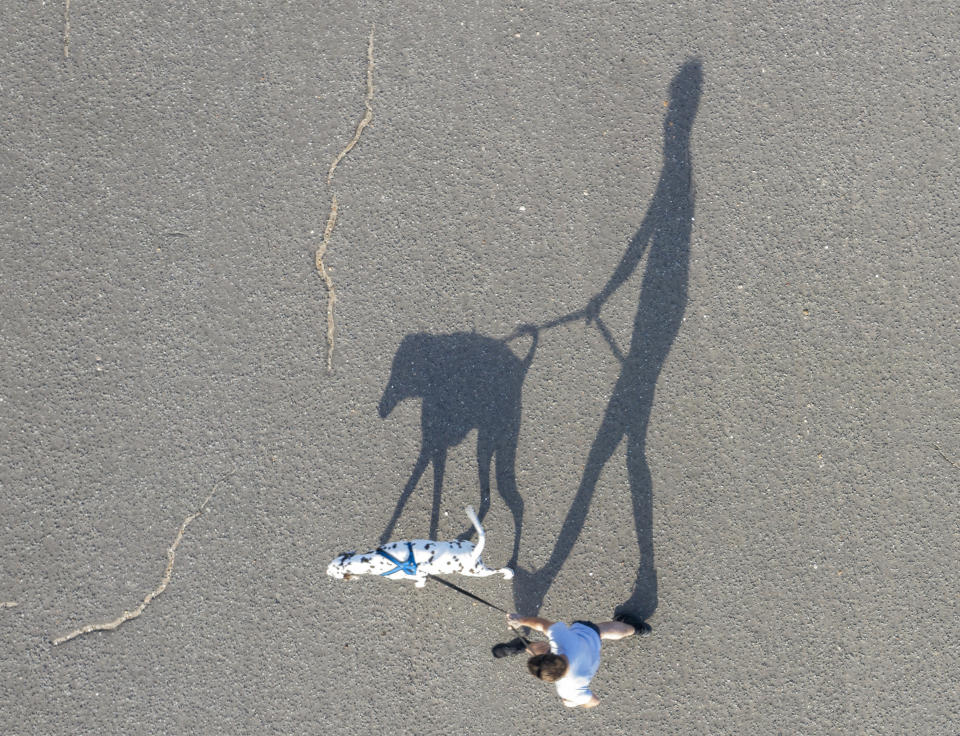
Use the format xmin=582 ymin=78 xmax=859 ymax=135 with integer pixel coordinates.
xmin=527 ymin=641 xmax=550 ymax=655
xmin=507 ymin=613 xmax=554 ymax=633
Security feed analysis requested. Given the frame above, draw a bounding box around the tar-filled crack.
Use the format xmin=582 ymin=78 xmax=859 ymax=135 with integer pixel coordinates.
xmin=317 ymin=26 xmax=375 ymax=371
xmin=52 ymin=489 xmax=217 ymax=646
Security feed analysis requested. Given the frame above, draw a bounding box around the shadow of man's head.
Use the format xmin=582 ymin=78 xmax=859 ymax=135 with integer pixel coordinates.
xmin=667 ymin=59 xmax=703 ymax=133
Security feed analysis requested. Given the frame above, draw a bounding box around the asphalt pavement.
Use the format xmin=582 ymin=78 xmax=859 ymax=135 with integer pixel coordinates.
xmin=2 ymin=2 xmax=958 ymax=734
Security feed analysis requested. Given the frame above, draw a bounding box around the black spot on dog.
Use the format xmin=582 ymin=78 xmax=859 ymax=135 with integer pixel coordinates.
xmin=361 ymin=557 xmax=371 ymax=563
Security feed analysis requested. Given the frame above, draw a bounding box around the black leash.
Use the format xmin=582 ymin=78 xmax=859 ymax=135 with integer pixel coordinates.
xmin=426 ymin=574 xmax=509 ymax=613
xmin=426 ymin=574 xmax=531 ymax=646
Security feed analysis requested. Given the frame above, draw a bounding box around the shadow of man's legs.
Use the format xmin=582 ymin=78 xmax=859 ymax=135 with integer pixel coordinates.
xmin=511 ymin=58 xmax=701 ymax=616
xmin=512 ymin=401 xmax=627 ymax=613
xmin=620 ymin=432 xmax=657 ymax=619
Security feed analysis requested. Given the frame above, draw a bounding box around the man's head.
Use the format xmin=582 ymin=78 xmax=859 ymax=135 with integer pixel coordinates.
xmin=527 ymin=653 xmax=568 ymax=682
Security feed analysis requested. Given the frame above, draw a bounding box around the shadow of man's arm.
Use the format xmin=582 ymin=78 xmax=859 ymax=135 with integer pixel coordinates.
xmin=585 ymin=217 xmax=656 ymax=323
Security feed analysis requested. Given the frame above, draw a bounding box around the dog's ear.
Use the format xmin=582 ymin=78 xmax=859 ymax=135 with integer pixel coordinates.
xmin=343 ymin=573 xmax=353 ymax=580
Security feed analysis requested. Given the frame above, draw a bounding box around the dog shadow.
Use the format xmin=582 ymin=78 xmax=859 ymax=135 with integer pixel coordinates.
xmin=513 ymin=59 xmax=703 ymax=621
xmin=377 ymin=327 xmax=537 ymax=570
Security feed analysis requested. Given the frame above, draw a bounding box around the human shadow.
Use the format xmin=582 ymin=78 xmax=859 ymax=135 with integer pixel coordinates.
xmin=377 ymin=327 xmax=538 ymax=570
xmin=513 ymin=59 xmax=703 ymax=619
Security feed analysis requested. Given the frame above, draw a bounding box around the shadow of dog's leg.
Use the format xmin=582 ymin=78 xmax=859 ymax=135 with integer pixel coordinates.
xmin=476 ymin=433 xmax=493 ymax=521
xmin=429 ymin=447 xmax=446 ymax=540
xmin=494 ymin=441 xmax=524 ymax=570
xmin=380 ymin=450 xmax=431 ymax=546
xmin=458 ymin=433 xmax=494 ymax=541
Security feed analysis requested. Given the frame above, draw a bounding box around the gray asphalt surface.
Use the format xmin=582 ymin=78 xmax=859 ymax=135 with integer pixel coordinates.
xmin=2 ymin=2 xmax=958 ymax=735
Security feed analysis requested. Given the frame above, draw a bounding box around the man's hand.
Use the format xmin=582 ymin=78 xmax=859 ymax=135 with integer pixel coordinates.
xmin=507 ymin=613 xmax=554 ymax=633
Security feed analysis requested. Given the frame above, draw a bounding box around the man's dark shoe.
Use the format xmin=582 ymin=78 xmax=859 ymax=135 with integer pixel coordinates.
xmin=492 ymin=637 xmax=527 ymax=658
xmin=614 ymin=612 xmax=652 ymax=637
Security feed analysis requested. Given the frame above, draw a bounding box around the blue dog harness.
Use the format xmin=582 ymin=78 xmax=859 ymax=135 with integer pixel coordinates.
xmin=376 ymin=542 xmax=418 ymax=576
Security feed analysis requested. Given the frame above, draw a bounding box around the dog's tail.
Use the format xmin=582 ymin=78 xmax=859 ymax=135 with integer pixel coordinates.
xmin=465 ymin=505 xmax=486 ymax=558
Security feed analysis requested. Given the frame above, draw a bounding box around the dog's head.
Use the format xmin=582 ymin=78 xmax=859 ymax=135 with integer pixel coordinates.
xmin=326 ymin=552 xmax=357 ymax=580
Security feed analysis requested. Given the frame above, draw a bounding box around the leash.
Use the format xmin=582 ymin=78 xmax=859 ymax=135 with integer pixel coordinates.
xmin=502 ymin=309 xmax=584 ymax=343
xmin=426 ymin=574 xmax=531 ymax=646
xmin=379 ymin=553 xmax=530 ymax=645
xmin=426 ymin=574 xmax=509 ymax=612
xmin=503 ymin=309 xmax=624 ymax=365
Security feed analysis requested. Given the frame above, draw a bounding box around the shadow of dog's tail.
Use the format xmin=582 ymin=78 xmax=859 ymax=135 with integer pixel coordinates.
xmin=505 ymin=323 xmax=539 ymax=374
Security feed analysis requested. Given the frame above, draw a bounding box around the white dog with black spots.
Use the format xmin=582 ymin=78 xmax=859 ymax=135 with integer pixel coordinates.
xmin=327 ymin=506 xmax=514 ymax=587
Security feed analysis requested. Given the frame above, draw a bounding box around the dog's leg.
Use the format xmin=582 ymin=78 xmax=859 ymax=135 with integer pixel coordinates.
xmin=462 ymin=562 xmax=515 ymax=580
xmin=414 ymin=575 xmax=428 ymax=588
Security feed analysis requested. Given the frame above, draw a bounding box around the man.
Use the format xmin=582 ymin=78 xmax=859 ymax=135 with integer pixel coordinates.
xmin=506 ymin=612 xmax=651 ymax=708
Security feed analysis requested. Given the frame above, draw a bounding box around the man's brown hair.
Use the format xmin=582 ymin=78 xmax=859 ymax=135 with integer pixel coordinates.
xmin=527 ymin=653 xmax=568 ymax=682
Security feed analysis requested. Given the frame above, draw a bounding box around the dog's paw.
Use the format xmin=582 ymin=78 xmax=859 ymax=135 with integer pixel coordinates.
xmin=414 ymin=578 xmax=428 ymax=588
xmin=501 ymin=568 xmax=514 ymax=580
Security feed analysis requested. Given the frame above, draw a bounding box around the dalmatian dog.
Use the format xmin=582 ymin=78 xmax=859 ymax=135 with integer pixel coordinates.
xmin=327 ymin=506 xmax=513 ymax=588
